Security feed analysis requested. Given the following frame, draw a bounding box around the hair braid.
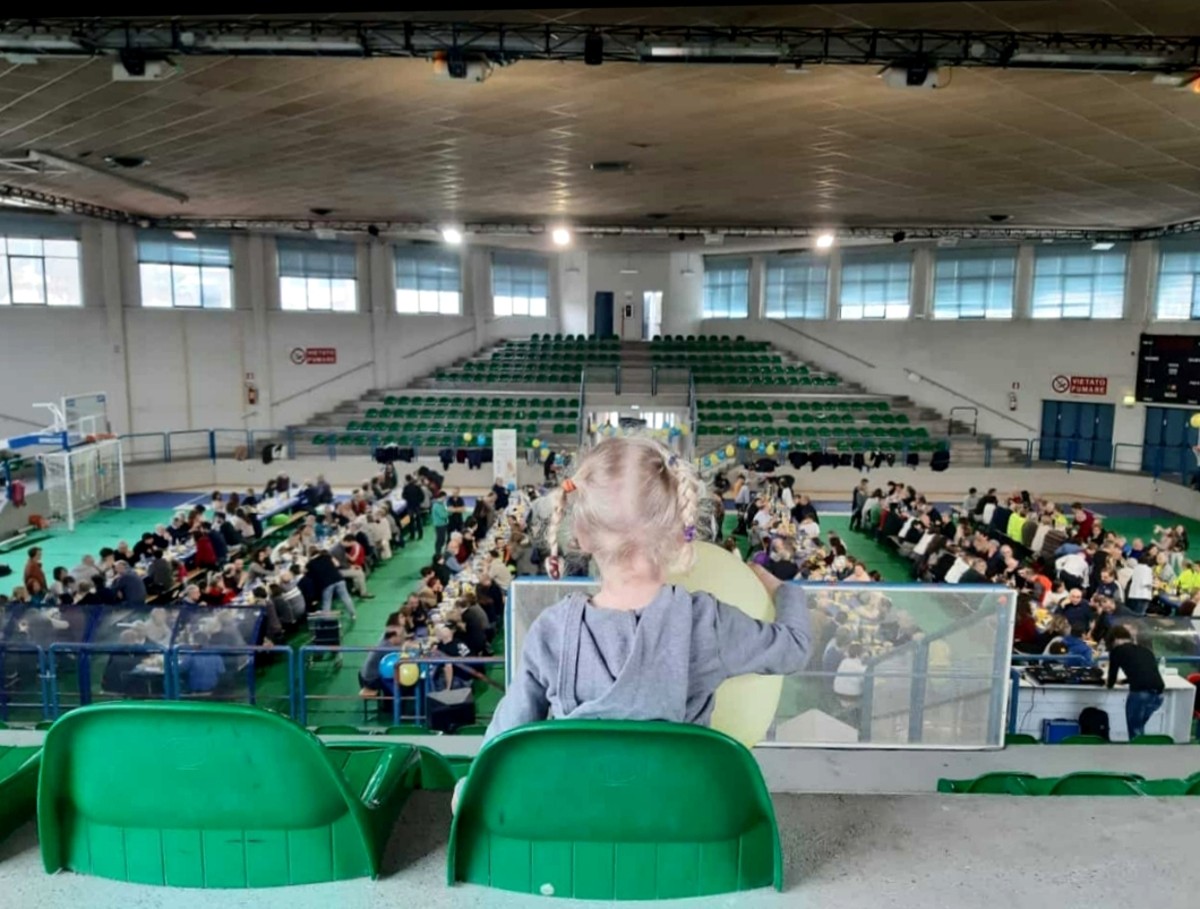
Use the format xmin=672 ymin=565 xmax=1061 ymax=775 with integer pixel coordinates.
xmin=668 ymin=456 xmax=704 ymax=565
xmin=544 ymin=484 xmax=571 ymax=576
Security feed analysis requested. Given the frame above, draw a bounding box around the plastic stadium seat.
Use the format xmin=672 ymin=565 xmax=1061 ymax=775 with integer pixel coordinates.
xmin=936 ymin=772 xmax=1037 ymax=795
xmin=0 ymin=745 xmax=40 ymax=844
xmin=1060 ymin=734 xmax=1108 ymax=745
xmin=1006 ymin=733 xmax=1039 ymax=745
xmin=449 ymin=721 xmax=781 ymax=899
xmin=1130 ymin=734 xmax=1175 ymax=745
xmin=38 ymin=702 xmax=423 ymax=887
xmin=1046 ymin=773 xmax=1145 ymax=796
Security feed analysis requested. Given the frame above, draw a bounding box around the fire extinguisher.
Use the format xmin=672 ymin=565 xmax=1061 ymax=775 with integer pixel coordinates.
xmin=1008 ymin=391 xmax=1018 ymax=412
xmin=246 ymin=381 xmax=259 ymax=407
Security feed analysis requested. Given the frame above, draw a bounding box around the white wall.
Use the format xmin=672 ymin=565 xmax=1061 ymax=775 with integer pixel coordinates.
xmin=578 ymin=252 xmax=703 ymax=340
xmin=0 ymin=221 xmax=563 ymax=442
xmin=561 ymin=238 xmax=1200 ymax=459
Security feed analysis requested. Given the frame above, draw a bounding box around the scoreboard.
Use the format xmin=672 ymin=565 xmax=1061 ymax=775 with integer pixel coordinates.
xmin=1136 ymin=334 xmax=1200 ymax=406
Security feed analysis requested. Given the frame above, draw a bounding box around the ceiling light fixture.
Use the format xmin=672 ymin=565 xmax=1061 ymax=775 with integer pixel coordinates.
xmin=172 ymin=230 xmax=196 ymax=240
xmin=551 ymin=227 xmax=572 ymax=247
xmin=815 ymin=232 xmax=836 ymax=250
xmin=1091 ymin=241 xmax=1115 ymax=251
xmin=442 ymin=226 xmax=464 ymax=245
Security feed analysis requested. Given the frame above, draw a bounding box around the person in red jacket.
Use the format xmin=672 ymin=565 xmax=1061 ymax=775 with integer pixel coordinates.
xmin=192 ymin=530 xmax=218 ymax=570
xmin=1012 ymin=596 xmax=1043 ymax=654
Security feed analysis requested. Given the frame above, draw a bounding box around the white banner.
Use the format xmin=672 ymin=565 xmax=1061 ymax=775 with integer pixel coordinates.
xmin=493 ymin=428 xmax=519 ymax=488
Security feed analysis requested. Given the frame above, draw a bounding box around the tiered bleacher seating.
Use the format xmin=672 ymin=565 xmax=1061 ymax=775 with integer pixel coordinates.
xmin=312 ymin=394 xmax=582 ymax=449
xmin=436 ymin=335 xmax=620 ymax=385
xmin=696 ymin=398 xmax=941 ymax=451
xmin=650 ymin=336 xmax=838 ymax=387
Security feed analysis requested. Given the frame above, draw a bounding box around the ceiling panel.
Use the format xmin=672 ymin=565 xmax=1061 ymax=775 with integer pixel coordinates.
xmin=0 ymin=4 xmax=1199 ymax=227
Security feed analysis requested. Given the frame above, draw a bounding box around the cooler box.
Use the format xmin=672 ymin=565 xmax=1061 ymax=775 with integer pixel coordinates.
xmin=1042 ymin=718 xmax=1080 ymax=744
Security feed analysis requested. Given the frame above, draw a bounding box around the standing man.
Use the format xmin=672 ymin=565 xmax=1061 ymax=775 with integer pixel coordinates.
xmin=1105 ymin=625 xmax=1165 ymax=740
xmin=446 ymin=487 xmax=466 ymax=534
xmin=24 ymin=546 xmax=47 ymax=593
xmin=849 ymin=479 xmax=869 ymax=531
xmin=401 ymin=474 xmax=425 ymax=541
xmin=432 ymin=491 xmax=451 ymax=556
xmin=110 ymin=561 xmax=148 ymax=606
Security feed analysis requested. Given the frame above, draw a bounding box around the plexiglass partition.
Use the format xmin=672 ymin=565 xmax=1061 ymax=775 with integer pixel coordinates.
xmin=507 ymin=580 xmax=1014 ymax=749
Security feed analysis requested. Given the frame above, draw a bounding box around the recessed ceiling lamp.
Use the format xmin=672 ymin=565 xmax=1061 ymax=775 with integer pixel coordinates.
xmin=1091 ymin=241 xmax=1115 ymax=251
xmin=442 ymin=226 xmax=464 ymax=245
xmin=551 ymin=227 xmax=572 ymax=247
xmin=815 ymin=232 xmax=836 ymax=250
xmin=172 ymin=230 xmax=196 ymax=240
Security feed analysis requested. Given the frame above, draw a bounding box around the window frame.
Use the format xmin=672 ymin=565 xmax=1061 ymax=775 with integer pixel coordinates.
xmin=394 ymin=247 xmax=463 ymax=315
xmin=137 ymin=233 xmax=234 ymax=310
xmin=1031 ymin=245 xmax=1127 ymax=320
xmin=1154 ymin=243 xmax=1200 ymax=321
xmin=702 ymin=256 xmax=752 ymax=319
xmin=931 ymin=248 xmax=1017 ymax=320
xmin=276 ymin=238 xmax=359 ymax=314
xmin=0 ymin=234 xmax=83 ymax=308
xmin=763 ymin=253 xmax=829 ymax=320
xmin=491 ymin=252 xmax=550 ymax=318
xmin=837 ymin=251 xmax=913 ymax=321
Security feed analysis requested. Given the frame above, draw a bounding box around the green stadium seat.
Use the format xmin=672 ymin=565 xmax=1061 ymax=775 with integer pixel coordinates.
xmin=1130 ymin=734 xmax=1175 ymax=745
xmin=936 ymin=772 xmax=1037 ymax=795
xmin=1046 ymin=772 xmax=1145 ymax=796
xmin=449 ymin=721 xmax=781 ymax=898
xmin=38 ymin=702 xmax=423 ymax=887
xmin=1059 ymin=734 xmax=1108 ymax=745
xmin=0 ymin=745 xmax=39 ymax=845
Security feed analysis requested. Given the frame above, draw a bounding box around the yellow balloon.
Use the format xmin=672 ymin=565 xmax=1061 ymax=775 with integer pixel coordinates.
xmin=749 ymin=438 xmax=760 ymax=450
xmin=398 ymin=662 xmax=420 ymax=687
xmin=679 ymin=424 xmax=690 ymax=436
xmin=1191 ymin=413 xmax=1200 ymax=429
xmin=462 ymin=432 xmax=473 ymax=443
xmin=766 ymin=444 xmax=777 ymax=456
xmin=725 ymin=444 xmax=736 ymax=458
xmin=531 ymin=438 xmax=542 ymax=448
xmin=667 ymin=542 xmax=783 ymax=748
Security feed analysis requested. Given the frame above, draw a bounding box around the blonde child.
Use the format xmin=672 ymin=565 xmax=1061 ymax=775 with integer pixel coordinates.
xmin=483 ymin=436 xmax=812 ymax=742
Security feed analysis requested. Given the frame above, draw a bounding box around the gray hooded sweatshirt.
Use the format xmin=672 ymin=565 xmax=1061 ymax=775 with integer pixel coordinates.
xmin=484 ymin=583 xmax=812 ymax=742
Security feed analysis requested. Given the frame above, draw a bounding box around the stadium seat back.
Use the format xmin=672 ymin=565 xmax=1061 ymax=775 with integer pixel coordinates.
xmin=0 ymin=745 xmax=40 ymax=844
xmin=39 ymin=702 xmax=419 ymax=887
xmin=449 ymin=720 xmax=781 ymax=899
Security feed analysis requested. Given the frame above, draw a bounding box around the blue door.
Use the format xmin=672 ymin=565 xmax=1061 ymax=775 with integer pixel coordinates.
xmin=1142 ymin=406 xmax=1197 ymax=478
xmin=593 ymin=292 xmax=614 ymax=338
xmin=1039 ymin=400 xmax=1115 ymax=467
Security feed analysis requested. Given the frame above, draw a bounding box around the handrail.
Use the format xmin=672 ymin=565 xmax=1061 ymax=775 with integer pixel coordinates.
xmin=948 ymin=406 xmax=978 ymax=436
xmin=0 ymin=411 xmax=46 ymax=430
xmin=905 ymin=371 xmax=1037 ymax=434
xmin=765 ymin=319 xmax=878 ymax=370
xmin=272 ymin=360 xmax=375 ymax=410
xmin=403 ymin=323 xmax=477 ymax=360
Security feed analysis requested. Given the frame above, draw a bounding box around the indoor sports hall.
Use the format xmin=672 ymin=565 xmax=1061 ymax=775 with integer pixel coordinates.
xmin=1 ymin=5 xmax=1200 ymax=908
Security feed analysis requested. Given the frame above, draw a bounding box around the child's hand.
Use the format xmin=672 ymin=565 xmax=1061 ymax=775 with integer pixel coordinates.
xmin=750 ymin=562 xmax=782 ymax=598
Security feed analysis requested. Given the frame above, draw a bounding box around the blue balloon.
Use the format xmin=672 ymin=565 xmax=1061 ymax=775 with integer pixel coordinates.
xmin=379 ymin=651 xmax=400 ymax=681
xmin=717 ymin=450 xmax=727 ymax=461
xmin=507 ymin=481 xmax=517 ymax=492
xmin=476 ymin=434 xmax=487 ymax=446
xmin=779 ymin=439 xmax=790 ymax=450
xmin=737 ymin=435 xmax=749 ymax=447
xmin=756 ymin=442 xmax=766 ymax=453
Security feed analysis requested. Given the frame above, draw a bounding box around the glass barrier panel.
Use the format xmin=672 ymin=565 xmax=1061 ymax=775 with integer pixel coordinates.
xmin=508 ymin=580 xmax=1013 ymax=748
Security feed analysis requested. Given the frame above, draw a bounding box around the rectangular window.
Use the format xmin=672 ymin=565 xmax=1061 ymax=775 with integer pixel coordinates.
xmin=277 ymin=239 xmax=358 ymax=313
xmin=492 ymin=252 xmax=549 ymax=317
xmin=0 ymin=235 xmax=82 ymax=307
xmin=764 ymin=254 xmax=828 ymax=319
xmin=839 ymin=252 xmax=912 ymax=320
xmin=138 ymin=233 xmax=232 ymax=309
xmin=395 ymin=248 xmax=462 ymax=314
xmin=702 ymin=256 xmax=751 ymax=319
xmin=1031 ymin=247 xmax=1126 ymax=319
xmin=1155 ymin=245 xmax=1200 ymax=320
xmin=932 ymin=249 xmax=1016 ymax=319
